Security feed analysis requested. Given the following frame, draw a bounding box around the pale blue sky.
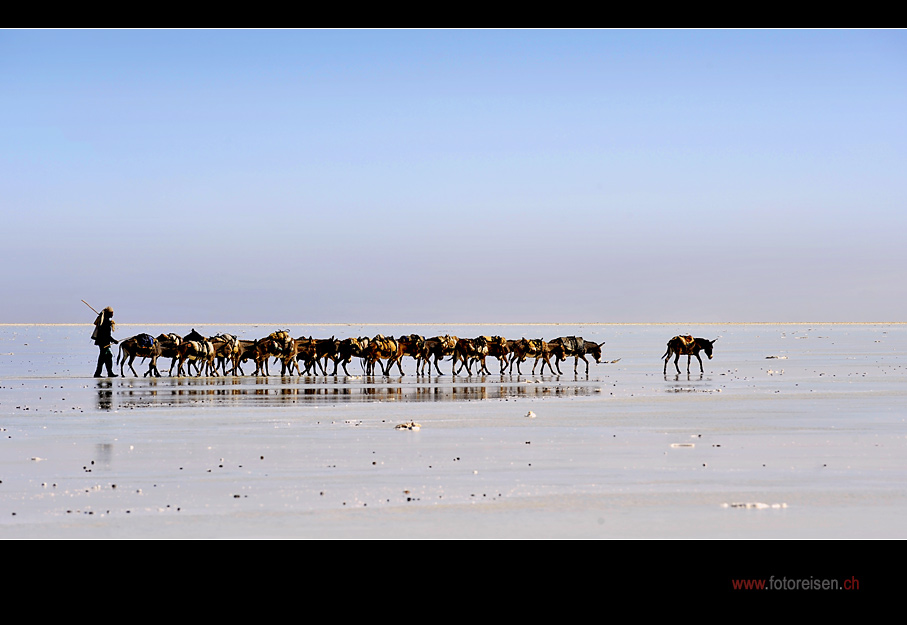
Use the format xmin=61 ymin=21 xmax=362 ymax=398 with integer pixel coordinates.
xmin=2 ymin=29 xmax=905 ymax=323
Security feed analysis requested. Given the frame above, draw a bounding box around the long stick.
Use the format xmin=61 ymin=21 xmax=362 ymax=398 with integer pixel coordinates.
xmin=81 ymin=299 xmax=100 ymax=315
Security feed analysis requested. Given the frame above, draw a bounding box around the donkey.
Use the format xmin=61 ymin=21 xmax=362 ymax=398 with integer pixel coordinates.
xmin=254 ymin=330 xmax=292 ymax=376
xmin=362 ymin=335 xmax=402 ymax=376
xmin=210 ymin=333 xmax=241 ymax=375
xmin=313 ymin=337 xmax=341 ymax=376
xmin=509 ymin=338 xmax=557 ymax=375
xmin=452 ymin=336 xmax=490 ymax=375
xmin=548 ymin=336 xmax=605 ymax=375
xmin=177 ymin=339 xmax=218 ymax=377
xmin=177 ymin=329 xmax=208 ymax=376
xmin=117 ymin=333 xmax=163 ymax=377
xmin=335 ymin=337 xmax=367 ymax=376
xmin=155 ymin=333 xmax=183 ymax=376
xmin=421 ymin=335 xmax=459 ymax=375
xmin=292 ymin=337 xmax=321 ymax=375
xmin=479 ymin=335 xmax=510 ymax=375
xmin=397 ymin=334 xmax=425 ymax=375
xmin=662 ymin=335 xmax=716 ymax=374
xmin=274 ymin=336 xmax=301 ymax=376
xmin=233 ymin=340 xmax=260 ymax=376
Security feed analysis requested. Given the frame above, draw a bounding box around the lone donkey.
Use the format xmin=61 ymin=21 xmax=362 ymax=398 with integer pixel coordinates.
xmin=663 ymin=335 xmax=716 ymax=374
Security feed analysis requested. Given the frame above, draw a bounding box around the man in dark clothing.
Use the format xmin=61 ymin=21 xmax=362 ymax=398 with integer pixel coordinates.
xmin=93 ymin=306 xmax=119 ymax=377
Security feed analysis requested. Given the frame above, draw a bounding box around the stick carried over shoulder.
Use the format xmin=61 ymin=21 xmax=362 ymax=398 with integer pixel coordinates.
xmin=82 ymin=299 xmax=100 ymax=316
xmin=83 ymin=300 xmax=103 ymax=341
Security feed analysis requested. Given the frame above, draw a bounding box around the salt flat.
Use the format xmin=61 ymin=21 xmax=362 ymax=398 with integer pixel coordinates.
xmin=1 ymin=323 xmax=904 ymax=538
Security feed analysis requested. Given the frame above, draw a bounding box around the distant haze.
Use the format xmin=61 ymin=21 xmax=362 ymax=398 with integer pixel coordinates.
xmin=2 ymin=29 xmax=904 ymax=323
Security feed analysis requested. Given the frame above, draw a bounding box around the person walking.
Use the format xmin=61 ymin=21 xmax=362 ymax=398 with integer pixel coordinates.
xmin=92 ymin=306 xmax=119 ymax=377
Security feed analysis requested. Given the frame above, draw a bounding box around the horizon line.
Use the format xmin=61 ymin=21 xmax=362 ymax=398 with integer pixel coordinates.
xmin=2 ymin=321 xmax=905 ymax=327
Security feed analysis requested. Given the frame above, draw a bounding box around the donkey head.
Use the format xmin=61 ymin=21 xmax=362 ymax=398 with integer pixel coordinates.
xmin=588 ymin=341 xmax=604 ymax=363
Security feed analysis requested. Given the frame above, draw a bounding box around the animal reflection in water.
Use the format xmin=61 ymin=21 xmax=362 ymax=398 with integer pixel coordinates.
xmin=662 ymin=335 xmax=716 ymax=375
xmin=109 ymin=377 xmax=600 ymax=408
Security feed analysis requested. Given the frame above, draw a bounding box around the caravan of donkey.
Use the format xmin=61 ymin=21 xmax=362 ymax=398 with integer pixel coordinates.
xmin=116 ymin=329 xmax=715 ymax=379
xmin=115 ymin=330 xmax=612 ymax=378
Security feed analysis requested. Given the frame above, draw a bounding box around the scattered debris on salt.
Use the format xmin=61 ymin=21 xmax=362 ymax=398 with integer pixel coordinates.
xmin=525 ymin=410 xmax=536 ymax=418
xmin=722 ymin=502 xmax=788 ymax=509
xmin=395 ymin=421 xmax=421 ymax=430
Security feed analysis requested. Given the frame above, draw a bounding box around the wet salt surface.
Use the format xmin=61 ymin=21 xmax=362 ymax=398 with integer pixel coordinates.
xmin=1 ymin=322 xmax=905 ymax=538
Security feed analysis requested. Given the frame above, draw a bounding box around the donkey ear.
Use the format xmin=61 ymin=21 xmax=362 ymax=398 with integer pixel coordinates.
xmin=711 ymin=339 xmax=717 ymax=344
xmin=598 ymin=341 xmax=606 ymax=347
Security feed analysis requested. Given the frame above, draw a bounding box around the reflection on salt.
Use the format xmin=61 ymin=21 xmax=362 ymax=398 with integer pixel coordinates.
xmin=96 ymin=379 xmax=114 ymax=411
xmin=108 ymin=375 xmax=600 ymax=408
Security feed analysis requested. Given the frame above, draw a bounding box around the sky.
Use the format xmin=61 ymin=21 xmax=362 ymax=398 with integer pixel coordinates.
xmin=1 ymin=29 xmax=905 ymax=324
